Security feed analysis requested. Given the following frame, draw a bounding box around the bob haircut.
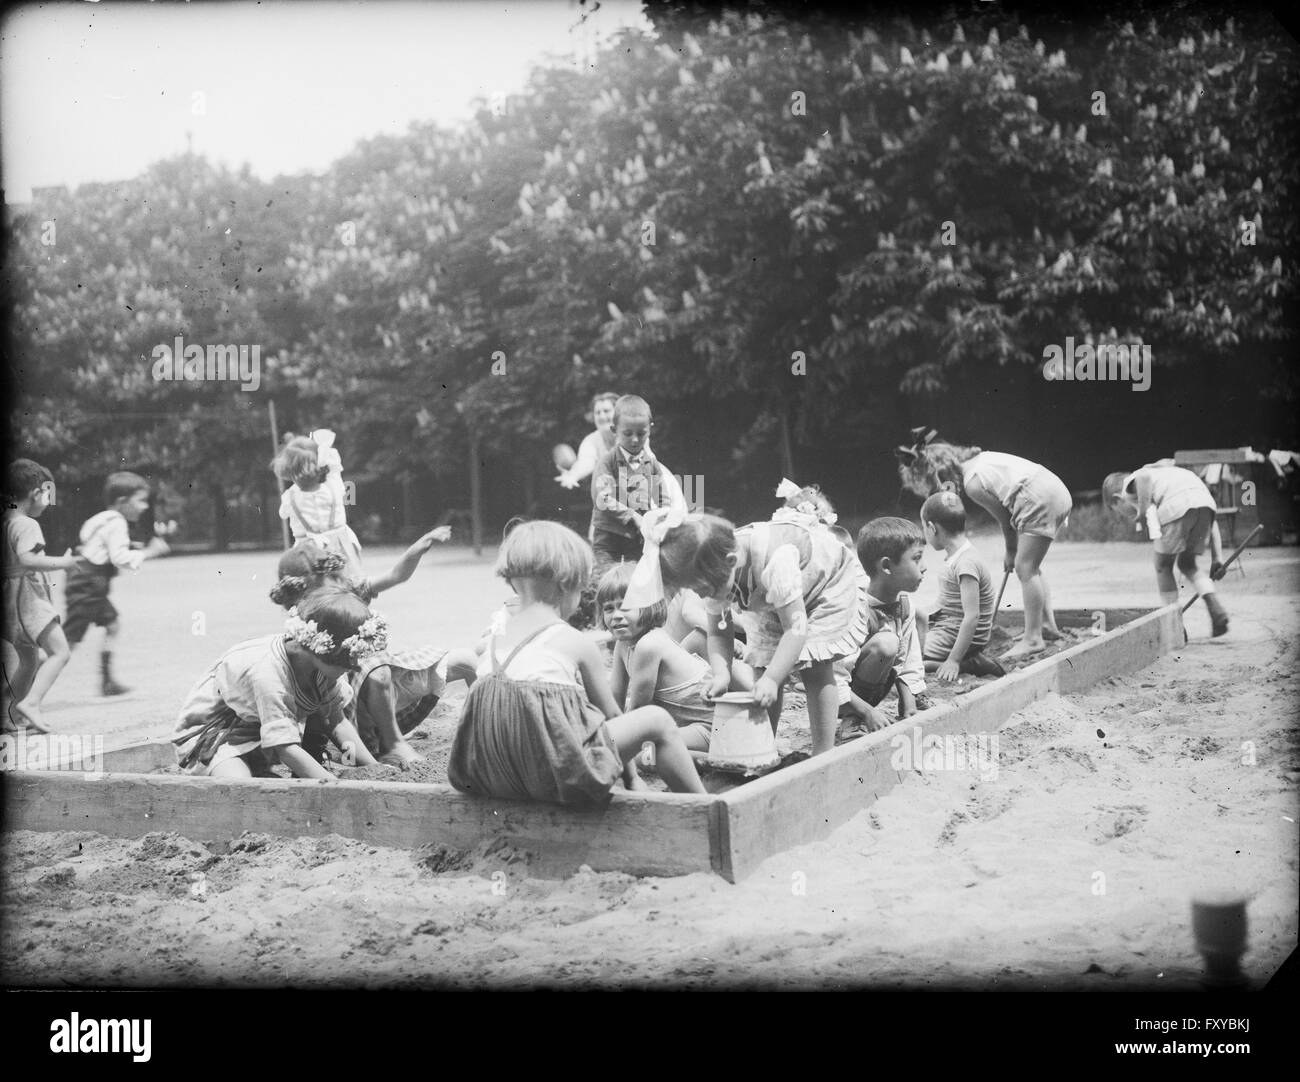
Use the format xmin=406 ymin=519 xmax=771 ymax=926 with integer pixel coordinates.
xmin=271 ymin=437 xmax=323 ymax=485
xmin=293 ymin=585 xmax=374 ymax=670
xmin=594 ymin=562 xmax=667 ymax=630
xmin=104 ymin=471 xmax=150 ymax=506
xmin=495 ymin=519 xmax=592 ymax=604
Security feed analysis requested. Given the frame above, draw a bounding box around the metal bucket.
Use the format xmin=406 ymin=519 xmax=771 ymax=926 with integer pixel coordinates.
xmin=708 ymin=692 xmax=779 ymax=770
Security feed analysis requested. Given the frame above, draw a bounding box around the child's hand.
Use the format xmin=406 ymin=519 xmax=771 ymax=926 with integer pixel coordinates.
xmin=60 ymin=549 xmax=81 ymax=571
xmin=145 ymin=536 xmax=170 ymax=557
xmin=703 ymin=673 xmax=731 ymax=701
xmin=752 ymin=675 xmax=780 ymax=708
xmin=1210 ymin=560 xmax=1226 ymax=581
xmin=557 ymin=471 xmax=579 ymax=489
xmin=427 ymin=525 xmax=453 ymax=543
xmin=936 ymin=659 xmax=962 ymax=684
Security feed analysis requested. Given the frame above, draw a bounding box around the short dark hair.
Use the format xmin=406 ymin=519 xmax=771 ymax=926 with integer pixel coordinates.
xmin=104 ymin=471 xmax=150 ymax=506
xmin=5 ymin=459 xmax=54 ymax=504
xmin=856 ymin=516 xmax=924 ymax=573
xmin=658 ymin=513 xmax=736 ymax=597
xmin=594 ymin=563 xmax=667 ymax=630
xmin=920 ymin=491 xmax=966 ymax=534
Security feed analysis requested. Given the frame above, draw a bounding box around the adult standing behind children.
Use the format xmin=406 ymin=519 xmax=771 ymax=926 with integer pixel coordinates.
xmin=556 ymin=392 xmax=619 ymax=491
xmin=64 ymin=471 xmax=169 ymax=696
xmin=898 ymin=430 xmax=1071 ymax=660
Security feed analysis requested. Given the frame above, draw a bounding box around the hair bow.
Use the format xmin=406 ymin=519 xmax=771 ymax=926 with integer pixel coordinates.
xmin=310 ymin=428 xmax=343 ymax=473
xmin=895 ymin=426 xmax=938 ymax=462
xmin=621 ymin=505 xmax=687 ymax=611
xmin=774 ymin=478 xmax=803 ymax=500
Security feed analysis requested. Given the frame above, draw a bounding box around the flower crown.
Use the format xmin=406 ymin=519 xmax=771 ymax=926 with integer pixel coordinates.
xmin=774 ymin=478 xmax=837 ymax=526
xmin=284 ymin=606 xmax=388 ymax=664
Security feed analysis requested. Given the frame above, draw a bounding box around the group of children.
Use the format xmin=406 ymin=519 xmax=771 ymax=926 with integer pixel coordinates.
xmin=3 ymin=405 xmax=1234 ymax=808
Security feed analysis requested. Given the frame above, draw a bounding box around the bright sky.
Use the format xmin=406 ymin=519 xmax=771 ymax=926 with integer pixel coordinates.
xmin=0 ymin=0 xmax=651 ymax=203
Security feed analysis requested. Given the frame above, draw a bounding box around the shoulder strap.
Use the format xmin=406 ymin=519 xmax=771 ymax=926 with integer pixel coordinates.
xmin=498 ymin=621 xmax=565 ymax=675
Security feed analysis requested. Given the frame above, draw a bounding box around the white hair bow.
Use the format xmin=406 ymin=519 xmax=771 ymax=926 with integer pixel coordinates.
xmin=310 ymin=429 xmax=342 ymax=473
xmin=774 ymin=478 xmax=802 ymax=500
xmin=621 ymin=505 xmax=687 ymax=610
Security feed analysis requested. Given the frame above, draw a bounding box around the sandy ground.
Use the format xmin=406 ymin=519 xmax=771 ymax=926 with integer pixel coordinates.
xmin=2 ymin=537 xmax=1297 ymax=988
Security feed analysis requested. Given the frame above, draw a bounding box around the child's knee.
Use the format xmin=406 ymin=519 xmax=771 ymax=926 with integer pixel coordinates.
xmin=862 ymin=632 xmax=899 ymax=661
xmin=1175 ymin=552 xmax=1199 ymax=575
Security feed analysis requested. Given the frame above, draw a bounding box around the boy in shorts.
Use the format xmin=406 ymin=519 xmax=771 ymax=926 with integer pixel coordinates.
xmin=64 ymin=471 xmax=169 ymax=695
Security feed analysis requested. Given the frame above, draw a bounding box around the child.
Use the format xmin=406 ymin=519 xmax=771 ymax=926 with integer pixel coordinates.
xmin=773 ymin=479 xmax=838 ymax=529
xmin=448 ymin=520 xmax=705 ymax=802
xmin=848 ymin=517 xmax=931 ymax=726
xmin=1104 ymin=466 xmax=1229 ymax=635
xmin=649 ymin=509 xmax=869 ymax=757
xmin=269 ymin=530 xmax=475 ymax=768
xmin=272 ymin=429 xmax=363 ymax=579
xmin=589 ymin=394 xmax=687 ymax=582
xmin=557 ymin=391 xmax=619 ymax=490
xmin=64 ymin=471 xmax=169 ymax=696
xmin=920 ymin=491 xmax=1004 ymax=681
xmin=173 ymin=586 xmax=386 ymax=779
xmin=3 ymin=460 xmax=80 ymax=731
xmin=898 ymin=430 xmax=1071 ymax=659
xmin=597 ymin=563 xmax=752 ymax=752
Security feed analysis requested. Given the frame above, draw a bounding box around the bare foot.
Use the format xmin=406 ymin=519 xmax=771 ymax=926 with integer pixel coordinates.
xmin=379 ymin=741 xmax=424 ymax=770
xmin=623 ymin=770 xmax=649 ymax=792
xmin=1041 ymin=626 xmax=1064 ymax=642
xmin=1003 ymin=639 xmax=1046 ymax=660
xmin=13 ymin=701 xmax=52 ymax=733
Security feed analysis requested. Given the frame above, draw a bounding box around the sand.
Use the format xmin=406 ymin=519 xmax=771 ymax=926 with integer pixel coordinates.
xmin=3 ymin=540 xmax=1297 ymax=988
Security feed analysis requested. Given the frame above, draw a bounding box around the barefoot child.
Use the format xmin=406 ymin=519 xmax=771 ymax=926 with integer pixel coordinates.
xmin=597 ymin=564 xmax=753 ymax=752
xmin=648 ymin=508 xmax=868 ymax=757
xmin=448 ymin=521 xmax=705 ymax=802
xmin=898 ymin=430 xmax=1071 ymax=659
xmin=173 ymin=587 xmax=387 ymax=779
xmin=845 ymin=517 xmax=931 ymax=731
xmin=3 ymin=460 xmax=79 ymax=731
xmin=269 ymin=531 xmax=475 ymax=767
xmin=273 ymin=429 xmax=363 ymax=579
xmin=64 ymin=471 xmax=169 ymax=696
xmin=919 ymin=491 xmax=1004 ymax=681
xmin=1104 ymin=466 xmax=1229 ymax=635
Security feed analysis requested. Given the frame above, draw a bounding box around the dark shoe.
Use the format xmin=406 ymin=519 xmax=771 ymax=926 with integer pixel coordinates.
xmin=1205 ymin=594 xmax=1229 ymax=637
xmin=911 ymin=693 xmax=935 ymax=714
xmin=101 ymin=678 xmax=130 ymax=696
xmin=959 ymin=651 xmax=1006 ymax=678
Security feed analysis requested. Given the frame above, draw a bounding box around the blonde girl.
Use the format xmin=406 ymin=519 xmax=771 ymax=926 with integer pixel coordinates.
xmin=448 ymin=521 xmax=705 ymax=802
xmin=272 ymin=429 xmax=362 ymax=578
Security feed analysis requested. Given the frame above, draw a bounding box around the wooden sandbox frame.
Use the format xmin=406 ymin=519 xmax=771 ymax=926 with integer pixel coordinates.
xmin=4 ymin=605 xmax=1183 ymax=882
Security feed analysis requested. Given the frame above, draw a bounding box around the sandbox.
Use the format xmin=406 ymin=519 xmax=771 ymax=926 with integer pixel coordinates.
xmin=3 ymin=605 xmax=1184 ymax=882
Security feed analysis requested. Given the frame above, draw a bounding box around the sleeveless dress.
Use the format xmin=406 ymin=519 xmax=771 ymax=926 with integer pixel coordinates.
xmin=280 ymin=483 xmax=363 ymax=579
xmin=448 ymin=623 xmax=622 ymax=805
xmin=707 ymin=517 xmax=870 ymax=670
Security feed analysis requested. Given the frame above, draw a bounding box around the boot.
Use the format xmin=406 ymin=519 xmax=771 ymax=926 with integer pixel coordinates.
xmin=1204 ymin=593 xmax=1229 ymax=637
xmin=100 ymin=651 xmax=130 ymax=696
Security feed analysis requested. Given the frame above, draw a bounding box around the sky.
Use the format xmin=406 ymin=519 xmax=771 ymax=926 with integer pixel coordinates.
xmin=0 ymin=0 xmax=651 ymax=203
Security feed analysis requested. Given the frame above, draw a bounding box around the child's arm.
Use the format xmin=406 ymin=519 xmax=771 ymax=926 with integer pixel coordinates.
xmin=17 ymin=547 xmax=80 ymax=573
xmin=703 ymin=604 xmax=736 ymax=699
xmin=101 ymin=517 xmax=148 ymax=570
xmin=756 ymin=600 xmax=808 ymax=707
xmin=560 ymin=433 xmax=601 ymax=489
xmin=574 ymin=633 xmax=624 ymax=720
xmin=623 ymin=634 xmax=664 ymax=711
xmin=366 ymin=527 xmax=452 ymax=595
xmin=276 ymin=743 xmax=336 ymax=781
xmin=964 ymin=475 xmax=1018 ymax=569
xmin=1132 ymin=471 xmax=1162 ymax=538
xmin=936 ymin=577 xmax=982 ymax=682
xmin=609 ymin=640 xmax=631 ymax=708
xmin=1209 ymin=520 xmax=1226 ymax=574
